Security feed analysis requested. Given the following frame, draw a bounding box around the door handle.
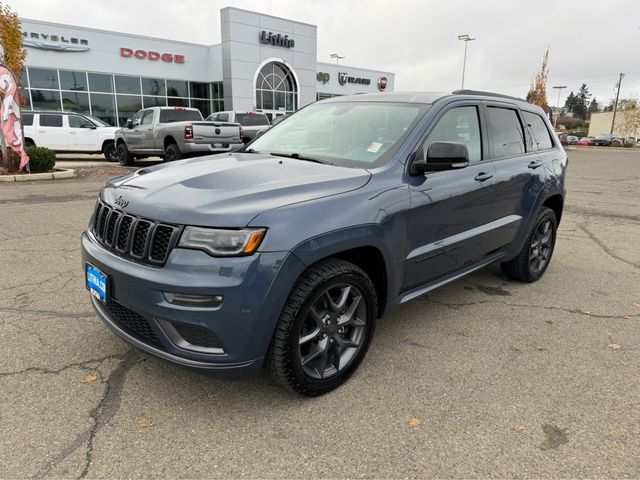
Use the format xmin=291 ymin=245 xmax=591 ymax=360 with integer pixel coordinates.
xmin=528 ymin=160 xmax=542 ymax=169
xmin=474 ymin=172 xmax=493 ymax=182
xmin=69 ymin=132 xmax=77 ymax=135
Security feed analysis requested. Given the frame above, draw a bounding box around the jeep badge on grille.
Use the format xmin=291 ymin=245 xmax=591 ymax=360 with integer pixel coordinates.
xmin=114 ymin=196 xmax=129 ymax=208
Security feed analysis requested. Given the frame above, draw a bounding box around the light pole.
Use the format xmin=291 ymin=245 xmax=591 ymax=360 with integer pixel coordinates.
xmin=458 ymin=34 xmax=475 ymax=89
xmin=330 ymin=53 xmax=345 ymax=65
xmin=552 ymin=85 xmax=567 ymax=129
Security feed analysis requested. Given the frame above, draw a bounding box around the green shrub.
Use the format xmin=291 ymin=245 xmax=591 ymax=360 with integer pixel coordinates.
xmin=25 ymin=146 xmax=56 ymax=172
xmin=623 ymin=142 xmax=636 ymax=148
xmin=610 ymin=141 xmax=622 ymax=148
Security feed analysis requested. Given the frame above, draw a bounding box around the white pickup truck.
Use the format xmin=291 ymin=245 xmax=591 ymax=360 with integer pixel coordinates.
xmin=114 ymin=107 xmax=242 ymax=165
xmin=22 ymin=111 xmax=119 ymax=161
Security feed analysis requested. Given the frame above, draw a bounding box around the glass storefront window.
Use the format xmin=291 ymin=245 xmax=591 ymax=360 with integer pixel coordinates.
xmin=211 ymin=82 xmax=223 ymax=99
xmin=167 ymin=80 xmax=188 ymax=97
xmin=60 ymin=71 xmax=88 ymax=91
xmin=190 ymin=82 xmax=210 ymax=99
xmin=142 ymin=78 xmax=166 ymax=96
xmin=62 ymin=91 xmax=90 ymax=114
xmin=167 ymin=97 xmax=189 ymax=107
xmin=143 ymin=96 xmax=166 ymax=108
xmin=88 ymin=73 xmax=114 ymax=93
xmin=116 ymin=95 xmax=142 ymax=126
xmin=31 ymin=89 xmax=61 ymax=110
xmin=213 ymin=100 xmax=224 ymax=112
xmin=191 ymin=99 xmax=211 ymax=118
xmin=90 ymin=93 xmax=116 ymax=126
xmin=19 ymin=89 xmax=31 ymax=110
xmin=115 ymin=75 xmax=141 ymax=95
xmin=20 ymin=70 xmax=29 ymax=88
xmin=29 ymin=68 xmax=59 ymax=89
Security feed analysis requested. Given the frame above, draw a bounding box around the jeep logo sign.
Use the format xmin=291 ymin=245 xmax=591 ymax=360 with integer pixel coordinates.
xmin=260 ymin=30 xmax=295 ymax=48
xmin=316 ymin=72 xmax=330 ymax=84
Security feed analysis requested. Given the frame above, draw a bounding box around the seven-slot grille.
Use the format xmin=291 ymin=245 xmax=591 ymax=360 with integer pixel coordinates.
xmin=92 ymin=201 xmax=179 ymax=265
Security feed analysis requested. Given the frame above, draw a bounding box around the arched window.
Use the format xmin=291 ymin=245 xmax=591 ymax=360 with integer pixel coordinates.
xmin=255 ymin=61 xmax=297 ymax=115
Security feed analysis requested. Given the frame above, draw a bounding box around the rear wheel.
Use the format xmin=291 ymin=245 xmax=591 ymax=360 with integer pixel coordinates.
xmin=117 ymin=143 xmax=134 ymax=166
xmin=103 ymin=142 xmax=117 ymax=162
xmin=164 ymin=143 xmax=182 ymax=162
xmin=268 ymin=258 xmax=377 ymax=396
xmin=501 ymin=207 xmax=557 ymax=282
xmin=25 ymin=138 xmax=35 ymax=148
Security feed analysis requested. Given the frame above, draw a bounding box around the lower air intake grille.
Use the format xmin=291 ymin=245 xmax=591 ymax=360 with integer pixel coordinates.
xmin=106 ymin=301 xmax=163 ymax=349
xmin=172 ymin=323 xmax=223 ymax=349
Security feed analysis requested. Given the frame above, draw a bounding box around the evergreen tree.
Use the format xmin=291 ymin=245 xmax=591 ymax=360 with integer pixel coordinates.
xmin=564 ymin=91 xmax=576 ymax=113
xmin=573 ymin=83 xmax=591 ymax=121
xmin=588 ymin=98 xmax=599 ymax=114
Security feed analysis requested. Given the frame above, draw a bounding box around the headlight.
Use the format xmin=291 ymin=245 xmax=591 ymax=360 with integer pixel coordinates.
xmin=178 ymin=227 xmax=266 ymax=256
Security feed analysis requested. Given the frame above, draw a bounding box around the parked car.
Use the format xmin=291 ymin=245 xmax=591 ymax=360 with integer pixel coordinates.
xmin=206 ymin=111 xmax=271 ymax=143
xmin=566 ymin=135 xmax=579 ymax=145
xmin=82 ymin=91 xmax=566 ymax=396
xmin=593 ymin=134 xmax=615 ymax=146
xmin=22 ymin=110 xmax=119 ymax=161
xmin=577 ymin=137 xmax=595 ymax=146
xmin=556 ymin=132 xmax=567 ymax=144
xmin=115 ymin=107 xmax=242 ymax=165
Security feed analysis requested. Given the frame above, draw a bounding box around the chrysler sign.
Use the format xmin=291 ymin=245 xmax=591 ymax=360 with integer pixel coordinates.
xmin=22 ymin=31 xmax=90 ymax=52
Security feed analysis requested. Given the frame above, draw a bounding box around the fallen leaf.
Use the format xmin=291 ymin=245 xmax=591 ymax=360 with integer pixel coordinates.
xmin=82 ymin=374 xmax=98 ymax=383
xmin=407 ymin=418 xmax=423 ymax=428
xmin=623 ymin=316 xmax=630 ymax=319
xmin=536 ymin=346 xmax=545 ymax=351
xmin=457 ymin=330 xmax=471 ymax=337
xmin=513 ymin=424 xmax=525 ymax=432
xmin=632 ymin=303 xmax=640 ymax=309
xmin=608 ymin=343 xmax=621 ymax=351
xmin=137 ymin=418 xmax=154 ymax=429
xmin=583 ymin=310 xmax=592 ymax=316
xmin=511 ymin=346 xmax=521 ymax=352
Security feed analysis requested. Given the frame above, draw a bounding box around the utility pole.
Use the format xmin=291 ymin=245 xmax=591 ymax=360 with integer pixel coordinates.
xmin=458 ymin=34 xmax=476 ymax=89
xmin=610 ymin=73 xmax=624 ymax=135
xmin=552 ymin=85 xmax=567 ymax=129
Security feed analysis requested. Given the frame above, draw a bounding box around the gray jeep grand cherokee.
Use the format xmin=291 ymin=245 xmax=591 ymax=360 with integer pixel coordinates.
xmin=82 ymin=91 xmax=566 ymax=396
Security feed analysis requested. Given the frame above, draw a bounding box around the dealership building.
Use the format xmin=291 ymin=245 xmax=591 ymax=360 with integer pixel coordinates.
xmin=19 ymin=7 xmax=395 ymax=126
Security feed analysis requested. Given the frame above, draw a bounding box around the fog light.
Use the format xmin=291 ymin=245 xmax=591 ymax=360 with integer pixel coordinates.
xmin=164 ymin=292 xmax=224 ymax=308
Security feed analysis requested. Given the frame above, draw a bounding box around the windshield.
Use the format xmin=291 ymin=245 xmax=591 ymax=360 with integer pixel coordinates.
xmin=248 ymin=101 xmax=427 ymax=168
xmin=159 ymin=109 xmax=203 ymax=123
xmin=236 ymin=113 xmax=270 ymax=126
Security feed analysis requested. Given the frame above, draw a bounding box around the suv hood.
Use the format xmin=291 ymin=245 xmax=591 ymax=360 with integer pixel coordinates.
xmin=101 ymin=153 xmax=371 ymax=227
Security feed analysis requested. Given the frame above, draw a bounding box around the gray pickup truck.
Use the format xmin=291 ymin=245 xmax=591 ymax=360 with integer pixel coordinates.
xmin=115 ymin=107 xmax=242 ymax=165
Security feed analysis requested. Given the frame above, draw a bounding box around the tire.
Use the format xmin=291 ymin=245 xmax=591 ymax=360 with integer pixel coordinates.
xmin=500 ymin=207 xmax=557 ymax=282
xmin=103 ymin=142 xmax=117 ymax=162
xmin=164 ymin=143 xmax=182 ymax=162
xmin=25 ymin=138 xmax=35 ymax=148
xmin=117 ymin=143 xmax=134 ymax=166
xmin=268 ymin=258 xmax=378 ymax=396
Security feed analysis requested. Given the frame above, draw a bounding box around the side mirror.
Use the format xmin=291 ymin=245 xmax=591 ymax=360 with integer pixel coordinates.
xmin=126 ymin=119 xmax=133 ymax=129
xmin=410 ymin=141 xmax=470 ymax=175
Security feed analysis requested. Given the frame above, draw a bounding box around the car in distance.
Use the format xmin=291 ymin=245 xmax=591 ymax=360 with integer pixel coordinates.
xmin=22 ymin=110 xmax=119 ymax=161
xmin=566 ymin=135 xmax=579 ymax=145
xmin=115 ymin=107 xmax=242 ymax=165
xmin=82 ymin=91 xmax=566 ymax=396
xmin=577 ymin=137 xmax=594 ymax=146
xmin=593 ymin=134 xmax=616 ymax=146
xmin=206 ymin=111 xmax=271 ymax=143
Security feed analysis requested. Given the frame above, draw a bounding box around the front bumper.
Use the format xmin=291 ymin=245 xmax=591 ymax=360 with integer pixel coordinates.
xmin=81 ymin=231 xmax=298 ymax=379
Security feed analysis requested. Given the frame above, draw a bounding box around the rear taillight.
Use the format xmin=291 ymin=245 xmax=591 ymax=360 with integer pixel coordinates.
xmin=184 ymin=124 xmax=194 ymax=140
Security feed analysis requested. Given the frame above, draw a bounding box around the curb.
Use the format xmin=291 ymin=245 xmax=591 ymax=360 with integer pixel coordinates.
xmin=0 ymin=168 xmax=75 ymax=182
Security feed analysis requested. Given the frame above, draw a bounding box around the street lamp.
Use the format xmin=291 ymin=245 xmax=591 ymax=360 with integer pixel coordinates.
xmin=330 ymin=53 xmax=345 ymax=64
xmin=458 ymin=34 xmax=476 ymax=89
xmin=552 ymin=85 xmax=567 ymax=129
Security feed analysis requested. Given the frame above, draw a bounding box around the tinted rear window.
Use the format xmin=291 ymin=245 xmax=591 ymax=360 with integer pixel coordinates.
xmin=22 ymin=113 xmax=34 ymax=126
xmin=158 ymin=109 xmax=202 ymax=123
xmin=40 ymin=114 xmax=63 ymax=127
xmin=523 ymin=111 xmax=553 ymax=150
xmin=236 ymin=113 xmax=270 ymax=127
xmin=486 ymin=107 xmax=525 ymax=158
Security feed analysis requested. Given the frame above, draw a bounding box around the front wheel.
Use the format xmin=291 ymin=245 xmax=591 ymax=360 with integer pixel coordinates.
xmin=103 ymin=142 xmax=117 ymax=162
xmin=164 ymin=143 xmax=182 ymax=162
xmin=268 ymin=258 xmax=377 ymax=396
xmin=117 ymin=143 xmax=134 ymax=166
xmin=501 ymin=207 xmax=557 ymax=282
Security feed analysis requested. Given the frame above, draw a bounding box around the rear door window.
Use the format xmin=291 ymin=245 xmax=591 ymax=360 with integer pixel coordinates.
xmin=486 ymin=107 xmax=525 ymax=158
xmin=159 ymin=109 xmax=202 ymax=123
xmin=40 ymin=114 xmax=63 ymax=127
xmin=523 ymin=111 xmax=554 ymax=150
xmin=236 ymin=113 xmax=270 ymax=127
xmin=22 ymin=113 xmax=34 ymax=126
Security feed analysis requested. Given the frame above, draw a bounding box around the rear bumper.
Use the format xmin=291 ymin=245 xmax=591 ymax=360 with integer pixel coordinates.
xmin=181 ymin=142 xmax=243 ymax=154
xmin=81 ymin=231 xmax=301 ymax=379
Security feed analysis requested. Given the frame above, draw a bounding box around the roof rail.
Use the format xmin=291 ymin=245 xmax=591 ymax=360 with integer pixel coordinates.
xmin=452 ymin=89 xmax=526 ymax=102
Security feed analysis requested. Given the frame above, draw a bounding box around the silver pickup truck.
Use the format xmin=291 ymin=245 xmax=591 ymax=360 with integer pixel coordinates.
xmin=206 ymin=111 xmax=271 ymax=144
xmin=115 ymin=107 xmax=242 ymax=165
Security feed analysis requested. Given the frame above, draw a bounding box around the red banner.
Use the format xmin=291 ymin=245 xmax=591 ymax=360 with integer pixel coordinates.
xmin=0 ymin=64 xmax=29 ymax=171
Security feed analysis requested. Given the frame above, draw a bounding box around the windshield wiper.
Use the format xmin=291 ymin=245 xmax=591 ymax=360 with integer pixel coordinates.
xmin=269 ymin=152 xmax=333 ymax=165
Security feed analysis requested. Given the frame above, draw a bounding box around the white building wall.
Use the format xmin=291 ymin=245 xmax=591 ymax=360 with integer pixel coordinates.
xmin=315 ymin=62 xmax=395 ymax=96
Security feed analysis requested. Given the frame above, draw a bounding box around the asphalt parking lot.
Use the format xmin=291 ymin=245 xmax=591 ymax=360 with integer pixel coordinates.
xmin=1 ymin=148 xmax=639 ymax=478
